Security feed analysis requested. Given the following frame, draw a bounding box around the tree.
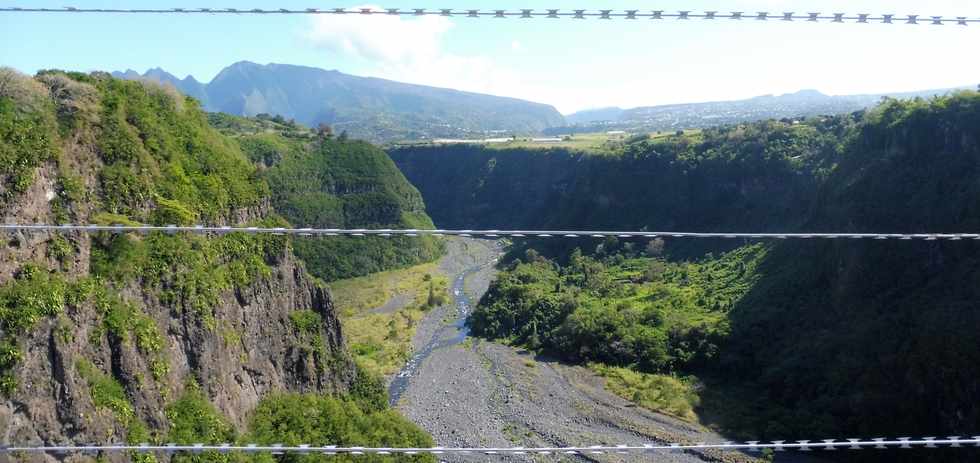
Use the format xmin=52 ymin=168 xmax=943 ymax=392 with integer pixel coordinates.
xmin=524 ymin=248 xmax=542 ymax=263
xmin=644 ymin=260 xmax=667 ymax=282
xmin=427 ymin=281 xmax=437 ymax=307
xmin=645 ymin=238 xmax=665 ymax=256
xmin=316 ymin=123 xmax=333 ymax=139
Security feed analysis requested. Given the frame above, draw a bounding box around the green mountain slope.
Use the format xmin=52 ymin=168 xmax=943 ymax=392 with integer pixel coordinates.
xmin=0 ymin=68 xmax=432 ymax=454
xmin=229 ymin=118 xmax=444 ymax=281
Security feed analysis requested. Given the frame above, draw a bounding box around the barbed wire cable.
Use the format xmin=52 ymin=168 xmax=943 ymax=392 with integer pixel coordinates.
xmin=2 ymin=437 xmax=980 ymax=454
xmin=0 ymin=224 xmax=978 ymax=241
xmin=1 ymin=7 xmax=979 ymax=25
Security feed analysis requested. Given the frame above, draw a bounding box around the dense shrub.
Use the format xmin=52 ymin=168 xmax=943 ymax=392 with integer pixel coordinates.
xmin=246 ymin=393 xmax=434 ymax=463
xmin=470 ymin=244 xmax=765 ymax=372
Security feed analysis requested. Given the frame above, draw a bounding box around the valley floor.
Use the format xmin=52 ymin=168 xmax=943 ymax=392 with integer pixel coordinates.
xmin=388 ymin=238 xmax=821 ymax=463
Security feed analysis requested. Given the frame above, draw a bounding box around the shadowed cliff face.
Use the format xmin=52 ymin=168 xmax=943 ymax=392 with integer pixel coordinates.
xmin=0 ymin=69 xmax=355 ymax=452
xmin=388 ymin=121 xmax=842 ymax=235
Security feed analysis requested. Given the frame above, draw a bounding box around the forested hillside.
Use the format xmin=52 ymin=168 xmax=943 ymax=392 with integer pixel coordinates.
xmin=0 ymin=68 xmax=432 ymax=455
xmin=405 ymin=93 xmax=980 ymax=461
xmin=222 ymin=115 xmax=443 ymax=281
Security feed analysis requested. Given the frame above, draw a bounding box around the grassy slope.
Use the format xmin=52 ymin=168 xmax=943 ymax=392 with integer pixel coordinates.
xmin=330 ymin=262 xmax=449 ymax=376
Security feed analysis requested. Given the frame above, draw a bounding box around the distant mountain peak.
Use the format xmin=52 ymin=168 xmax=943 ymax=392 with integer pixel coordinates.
xmin=228 ymin=60 xmax=262 ymax=69
xmin=788 ymin=89 xmax=826 ymax=97
xmin=143 ymin=67 xmax=179 ymax=81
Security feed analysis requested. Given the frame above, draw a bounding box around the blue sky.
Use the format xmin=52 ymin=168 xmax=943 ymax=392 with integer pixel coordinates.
xmin=2 ymin=0 xmax=980 ymax=113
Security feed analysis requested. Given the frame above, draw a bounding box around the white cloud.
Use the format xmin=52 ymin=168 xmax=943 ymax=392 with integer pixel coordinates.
xmin=306 ymin=6 xmax=452 ymax=64
xmin=305 ymin=7 xmax=554 ymax=107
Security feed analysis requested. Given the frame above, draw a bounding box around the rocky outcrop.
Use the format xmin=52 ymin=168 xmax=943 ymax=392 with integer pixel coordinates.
xmin=0 ymin=233 xmax=354 ymax=452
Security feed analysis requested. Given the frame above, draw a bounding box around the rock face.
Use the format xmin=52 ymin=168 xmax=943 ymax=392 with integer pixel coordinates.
xmin=0 ymin=70 xmax=356 ymax=456
xmin=0 ymin=244 xmax=353 ymax=445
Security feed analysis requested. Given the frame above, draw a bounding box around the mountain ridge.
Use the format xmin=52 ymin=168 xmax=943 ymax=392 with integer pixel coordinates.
xmin=557 ymin=85 xmax=975 ymax=134
xmin=112 ymin=61 xmax=565 ymax=142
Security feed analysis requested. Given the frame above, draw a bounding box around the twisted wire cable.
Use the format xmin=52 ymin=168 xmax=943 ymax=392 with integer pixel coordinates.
xmin=3 ymin=437 xmax=980 ymax=454
xmin=0 ymin=224 xmax=977 ymax=241
xmin=1 ymin=7 xmax=978 ymax=26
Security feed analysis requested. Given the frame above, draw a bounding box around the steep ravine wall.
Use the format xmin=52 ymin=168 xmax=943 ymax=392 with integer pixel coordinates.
xmin=0 ymin=70 xmax=356 ymax=456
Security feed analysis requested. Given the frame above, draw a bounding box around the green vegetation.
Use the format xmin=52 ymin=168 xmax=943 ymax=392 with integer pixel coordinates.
xmin=166 ymin=382 xmax=237 ymax=463
xmin=2 ymin=70 xmax=286 ymax=336
xmin=290 ymin=309 xmax=323 ymax=333
xmin=130 ymin=61 xmax=563 ymax=144
xmin=469 ymin=243 xmax=765 ymax=372
xmin=246 ymin=392 xmax=435 ymax=463
xmin=0 ymin=264 xmax=69 ymax=334
xmin=156 ymin=373 xmax=430 ymax=463
xmin=77 ymin=359 xmax=136 ymax=422
xmin=0 ymin=68 xmax=59 ymax=197
xmin=84 ymin=75 xmax=267 ymax=220
xmin=330 ymin=263 xmax=448 ymax=376
xmin=237 ymin=132 xmax=443 ymax=281
xmin=329 ymin=263 xmax=448 ymax=316
xmin=0 ymin=264 xmax=69 ymax=393
xmin=208 ymin=112 xmax=313 ymax=139
xmin=76 ymin=359 xmax=151 ymax=446
xmin=90 ymin=225 xmax=286 ymax=323
xmin=590 ymin=364 xmax=700 ymax=422
xmin=289 ymin=309 xmax=332 ymax=369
